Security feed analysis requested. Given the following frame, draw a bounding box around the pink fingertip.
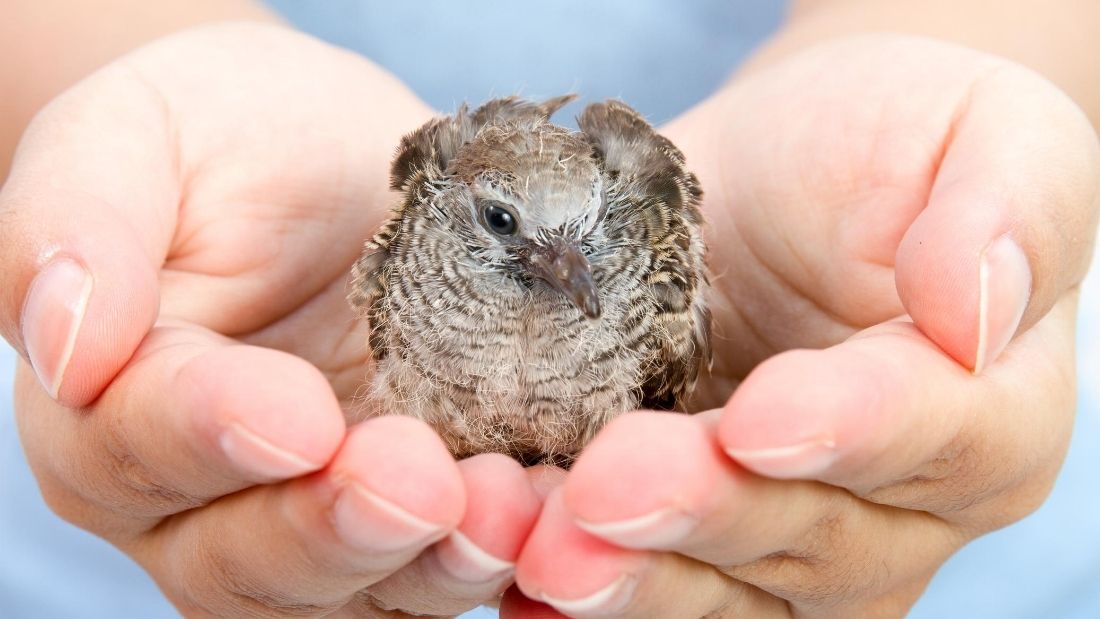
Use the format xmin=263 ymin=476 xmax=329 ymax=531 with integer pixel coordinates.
xmin=331 ymin=481 xmax=448 ymax=554
xmin=435 ymin=530 xmax=515 ymax=583
xmin=575 ymin=507 xmax=699 ymax=549
xmin=219 ymin=422 xmax=323 ymax=480
xmin=340 ymin=416 xmax=466 ymax=527
xmin=725 ymin=437 xmax=838 ymax=479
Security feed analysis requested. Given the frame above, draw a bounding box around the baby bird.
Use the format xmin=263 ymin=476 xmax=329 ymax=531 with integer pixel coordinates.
xmin=349 ymin=95 xmax=710 ymax=464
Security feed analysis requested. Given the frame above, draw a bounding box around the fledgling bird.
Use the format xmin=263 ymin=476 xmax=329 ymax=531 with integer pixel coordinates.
xmin=349 ymin=95 xmax=710 ymax=464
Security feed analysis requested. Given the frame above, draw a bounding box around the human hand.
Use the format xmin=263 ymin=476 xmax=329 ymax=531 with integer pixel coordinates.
xmin=510 ymin=35 xmax=1099 ymax=617
xmin=0 ymin=23 xmax=543 ymax=617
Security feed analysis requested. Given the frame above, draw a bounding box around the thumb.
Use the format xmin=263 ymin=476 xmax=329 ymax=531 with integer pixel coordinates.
xmin=0 ymin=65 xmax=177 ymax=406
xmin=895 ymin=65 xmax=1100 ymax=373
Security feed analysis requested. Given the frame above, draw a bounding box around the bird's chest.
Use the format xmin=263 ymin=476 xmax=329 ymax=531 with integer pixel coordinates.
xmin=378 ymin=254 xmax=652 ymax=418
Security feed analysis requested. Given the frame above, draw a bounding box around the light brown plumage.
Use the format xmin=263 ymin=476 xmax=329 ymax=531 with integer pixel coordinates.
xmin=350 ymin=96 xmax=710 ymax=464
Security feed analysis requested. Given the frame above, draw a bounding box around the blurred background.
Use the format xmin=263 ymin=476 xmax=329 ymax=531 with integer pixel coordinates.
xmin=1 ymin=1 xmax=1098 ymax=617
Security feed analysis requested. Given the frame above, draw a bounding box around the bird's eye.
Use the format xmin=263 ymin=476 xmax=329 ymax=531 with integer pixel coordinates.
xmin=482 ymin=202 xmax=519 ymax=236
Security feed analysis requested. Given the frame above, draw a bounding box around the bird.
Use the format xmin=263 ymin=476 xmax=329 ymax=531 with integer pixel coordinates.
xmin=349 ymin=95 xmax=710 ymax=465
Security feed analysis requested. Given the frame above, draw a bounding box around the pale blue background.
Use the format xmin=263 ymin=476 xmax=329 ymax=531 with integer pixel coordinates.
xmin=2 ymin=1 xmax=1098 ymax=617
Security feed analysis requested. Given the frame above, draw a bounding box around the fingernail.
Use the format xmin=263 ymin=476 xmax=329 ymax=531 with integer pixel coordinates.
xmin=219 ymin=422 xmax=322 ymax=480
xmin=974 ymin=235 xmax=1031 ymax=374
xmin=435 ymin=530 xmax=515 ymax=583
xmin=540 ymin=573 xmax=637 ymax=617
xmin=725 ymin=436 xmax=837 ymax=478
xmin=575 ymin=507 xmax=699 ymax=549
xmin=22 ymin=258 xmax=93 ymax=399
xmin=332 ymin=482 xmax=447 ymax=554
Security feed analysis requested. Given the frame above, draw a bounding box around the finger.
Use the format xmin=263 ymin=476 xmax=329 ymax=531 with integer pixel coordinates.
xmin=516 ymin=489 xmax=786 ymax=619
xmin=0 ymin=63 xmax=178 ymax=406
xmin=526 ymin=464 xmax=568 ymax=500
xmin=562 ymin=412 xmax=957 ymax=614
xmin=895 ymin=65 xmax=1100 ymax=372
xmin=564 ymin=412 xmax=951 ymax=564
xmin=139 ymin=416 xmax=466 ymax=618
xmin=565 ymin=411 xmax=832 ymax=563
xmin=718 ymin=297 xmax=1076 ymax=526
xmin=15 ymin=321 xmax=345 ymax=535
xmin=498 ymin=466 xmax=569 ymax=619
xmin=366 ymin=454 xmax=542 ymax=616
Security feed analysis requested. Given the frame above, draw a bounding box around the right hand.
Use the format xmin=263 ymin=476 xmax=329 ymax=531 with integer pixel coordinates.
xmin=0 ymin=23 xmax=541 ymax=617
xmin=509 ymin=35 xmax=1099 ymax=618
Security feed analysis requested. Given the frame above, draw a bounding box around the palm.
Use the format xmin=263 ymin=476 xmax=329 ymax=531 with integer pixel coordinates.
xmin=668 ymin=37 xmax=1012 ymax=405
xmin=114 ymin=25 xmax=431 ymax=404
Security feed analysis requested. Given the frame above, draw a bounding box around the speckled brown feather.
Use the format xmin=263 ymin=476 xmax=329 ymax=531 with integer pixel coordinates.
xmin=350 ymin=96 xmax=710 ymax=463
xmin=578 ymin=100 xmax=711 ymax=410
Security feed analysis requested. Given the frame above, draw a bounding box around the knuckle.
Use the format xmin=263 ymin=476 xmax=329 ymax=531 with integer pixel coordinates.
xmin=96 ymin=414 xmax=206 ymax=518
xmin=35 ymin=470 xmax=92 ymax=527
xmin=732 ymin=552 xmax=880 ymax=606
xmin=728 ymin=512 xmax=889 ymax=605
xmin=800 ymin=517 xmax=890 ymax=603
xmin=860 ymin=349 xmax=1076 ymax=529
xmin=34 ymin=467 xmax=144 ymax=544
xmin=965 ymin=455 xmax=1065 ymax=534
xmin=180 ymin=541 xmax=339 ymax=618
xmin=347 ymin=591 xmax=440 ymax=618
xmin=859 ymin=433 xmax=999 ymax=514
xmin=725 ymin=498 xmax=960 ymax=611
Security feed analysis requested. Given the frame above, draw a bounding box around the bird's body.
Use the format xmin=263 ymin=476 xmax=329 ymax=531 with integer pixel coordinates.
xmin=350 ymin=96 xmax=710 ymax=463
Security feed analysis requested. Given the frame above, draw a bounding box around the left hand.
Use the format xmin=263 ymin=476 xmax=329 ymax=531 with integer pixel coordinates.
xmin=0 ymin=24 xmax=540 ymax=617
xmin=507 ymin=35 xmax=1099 ymax=618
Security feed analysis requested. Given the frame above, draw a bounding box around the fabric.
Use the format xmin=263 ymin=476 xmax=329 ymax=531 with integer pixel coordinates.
xmin=1 ymin=2 xmax=1097 ymax=617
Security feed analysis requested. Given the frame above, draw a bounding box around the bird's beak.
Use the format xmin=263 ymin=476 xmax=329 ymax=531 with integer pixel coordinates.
xmin=528 ymin=239 xmax=601 ymax=319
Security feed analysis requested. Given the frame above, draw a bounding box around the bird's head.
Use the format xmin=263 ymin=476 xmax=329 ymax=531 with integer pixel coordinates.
xmin=391 ymin=95 xmax=610 ymax=319
xmin=445 ymin=121 xmax=605 ymax=318
xmin=388 ymin=95 xmax=690 ymax=320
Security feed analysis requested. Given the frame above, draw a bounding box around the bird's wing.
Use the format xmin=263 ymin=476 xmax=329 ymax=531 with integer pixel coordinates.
xmin=349 ymin=226 xmax=396 ymax=361
xmin=349 ymin=111 xmax=449 ymax=360
xmin=579 ymin=100 xmax=712 ymax=410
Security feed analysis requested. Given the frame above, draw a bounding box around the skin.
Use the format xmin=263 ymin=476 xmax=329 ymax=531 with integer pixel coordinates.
xmin=0 ymin=1 xmax=1098 ymax=618
xmin=2 ymin=22 xmax=543 ymax=618
xmin=0 ymin=0 xmax=278 ymax=181
xmin=514 ymin=24 xmax=1100 ymax=619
